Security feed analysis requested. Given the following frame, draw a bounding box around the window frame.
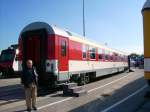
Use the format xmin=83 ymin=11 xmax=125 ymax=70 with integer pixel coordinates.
xmin=109 ymin=52 xmax=113 ymax=61
xmin=98 ymin=48 xmax=103 ymax=60
xmin=89 ymin=46 xmax=96 ymax=60
xmin=114 ymin=53 xmax=118 ymax=62
xmin=104 ymin=50 xmax=110 ymax=61
xmin=61 ymin=40 xmax=66 ymax=57
xmin=82 ymin=44 xmax=87 ymax=59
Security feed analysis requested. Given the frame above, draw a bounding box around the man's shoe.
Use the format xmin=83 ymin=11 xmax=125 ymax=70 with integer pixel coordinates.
xmin=27 ymin=108 xmax=31 ymax=112
xmin=32 ymin=106 xmax=37 ymax=111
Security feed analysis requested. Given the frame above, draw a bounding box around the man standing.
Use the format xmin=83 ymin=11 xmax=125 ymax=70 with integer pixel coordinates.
xmin=21 ymin=60 xmax=38 ymax=111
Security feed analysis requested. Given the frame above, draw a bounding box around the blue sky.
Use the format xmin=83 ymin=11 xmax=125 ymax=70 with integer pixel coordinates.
xmin=0 ymin=0 xmax=145 ymax=54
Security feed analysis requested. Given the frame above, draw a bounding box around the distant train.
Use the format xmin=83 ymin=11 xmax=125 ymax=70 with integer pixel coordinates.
xmin=18 ymin=22 xmax=128 ymax=87
xmin=0 ymin=44 xmax=19 ymax=77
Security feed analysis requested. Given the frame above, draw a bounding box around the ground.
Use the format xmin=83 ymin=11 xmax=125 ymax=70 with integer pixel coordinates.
xmin=0 ymin=69 xmax=149 ymax=112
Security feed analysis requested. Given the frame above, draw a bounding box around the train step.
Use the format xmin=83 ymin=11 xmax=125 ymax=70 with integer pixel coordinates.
xmin=63 ymin=83 xmax=87 ymax=97
xmin=73 ymin=90 xmax=87 ymax=97
xmin=63 ymin=83 xmax=77 ymax=90
xmin=69 ymin=86 xmax=83 ymax=93
xmin=64 ymin=86 xmax=83 ymax=93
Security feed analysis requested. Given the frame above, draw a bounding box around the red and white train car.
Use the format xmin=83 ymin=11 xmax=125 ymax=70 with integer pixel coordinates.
xmin=18 ymin=22 xmax=128 ymax=86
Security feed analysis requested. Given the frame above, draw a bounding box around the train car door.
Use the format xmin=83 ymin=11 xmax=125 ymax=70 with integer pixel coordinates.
xmin=58 ymin=37 xmax=69 ymax=72
xmin=26 ymin=36 xmax=40 ymax=64
xmin=22 ymin=29 xmax=46 ymax=76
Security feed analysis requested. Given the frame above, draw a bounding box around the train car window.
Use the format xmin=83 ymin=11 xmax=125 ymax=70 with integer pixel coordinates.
xmin=61 ymin=40 xmax=66 ymax=56
xmin=0 ymin=51 xmax=14 ymax=62
xmin=117 ymin=55 xmax=119 ymax=61
xmin=123 ymin=56 xmax=125 ymax=62
xmin=98 ymin=48 xmax=103 ymax=60
xmin=118 ymin=54 xmax=121 ymax=61
xmin=82 ymin=45 xmax=87 ymax=59
xmin=113 ymin=52 xmax=116 ymax=61
xmin=125 ymin=56 xmax=127 ymax=62
xmin=105 ymin=50 xmax=109 ymax=60
xmin=121 ymin=55 xmax=123 ymax=61
xmin=89 ymin=47 xmax=96 ymax=59
xmin=116 ymin=53 xmax=119 ymax=61
xmin=120 ymin=55 xmax=122 ymax=61
xmin=110 ymin=52 xmax=113 ymax=61
xmin=120 ymin=56 xmax=122 ymax=61
xmin=122 ymin=56 xmax=124 ymax=62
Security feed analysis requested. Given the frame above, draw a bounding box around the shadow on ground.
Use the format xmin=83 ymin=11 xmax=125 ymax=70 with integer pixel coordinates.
xmin=0 ymin=84 xmax=63 ymax=106
xmin=0 ymin=84 xmax=24 ymax=106
xmin=0 ymin=70 xmax=133 ymax=106
xmin=70 ymin=76 xmax=147 ymax=112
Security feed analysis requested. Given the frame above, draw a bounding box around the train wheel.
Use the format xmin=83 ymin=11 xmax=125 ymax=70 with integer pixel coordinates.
xmin=78 ymin=73 xmax=89 ymax=85
xmin=85 ymin=75 xmax=90 ymax=84
xmin=78 ymin=74 xmax=85 ymax=85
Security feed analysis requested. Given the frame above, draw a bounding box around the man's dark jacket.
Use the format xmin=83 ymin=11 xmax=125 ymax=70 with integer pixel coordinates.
xmin=21 ymin=67 xmax=38 ymax=87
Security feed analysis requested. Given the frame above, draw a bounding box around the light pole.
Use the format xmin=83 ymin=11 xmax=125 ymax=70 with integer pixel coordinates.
xmin=83 ymin=0 xmax=86 ymax=37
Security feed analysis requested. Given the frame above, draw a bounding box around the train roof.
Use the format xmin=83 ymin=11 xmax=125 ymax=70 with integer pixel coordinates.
xmin=20 ymin=22 xmax=127 ymax=56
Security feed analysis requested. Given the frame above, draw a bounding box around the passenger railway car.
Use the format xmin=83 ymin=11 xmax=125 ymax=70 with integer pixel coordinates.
xmin=18 ymin=22 xmax=128 ymax=86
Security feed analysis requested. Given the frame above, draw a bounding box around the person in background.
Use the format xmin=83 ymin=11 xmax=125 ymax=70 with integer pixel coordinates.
xmin=21 ymin=60 xmax=38 ymax=112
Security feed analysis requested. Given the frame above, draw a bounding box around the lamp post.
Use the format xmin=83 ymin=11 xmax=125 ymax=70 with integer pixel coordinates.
xmin=83 ymin=0 xmax=86 ymax=37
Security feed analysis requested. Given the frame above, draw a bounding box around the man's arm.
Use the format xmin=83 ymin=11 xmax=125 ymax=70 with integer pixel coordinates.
xmin=33 ymin=67 xmax=38 ymax=85
xmin=33 ymin=67 xmax=38 ymax=77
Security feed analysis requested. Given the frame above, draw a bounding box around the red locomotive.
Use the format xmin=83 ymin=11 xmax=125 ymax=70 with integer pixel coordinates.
xmin=0 ymin=44 xmax=19 ymax=77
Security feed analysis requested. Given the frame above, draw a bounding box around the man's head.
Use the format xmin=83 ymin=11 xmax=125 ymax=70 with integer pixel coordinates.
xmin=26 ymin=60 xmax=33 ymax=69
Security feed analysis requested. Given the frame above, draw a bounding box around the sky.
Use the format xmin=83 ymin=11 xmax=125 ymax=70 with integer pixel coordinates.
xmin=0 ymin=0 xmax=146 ymax=54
